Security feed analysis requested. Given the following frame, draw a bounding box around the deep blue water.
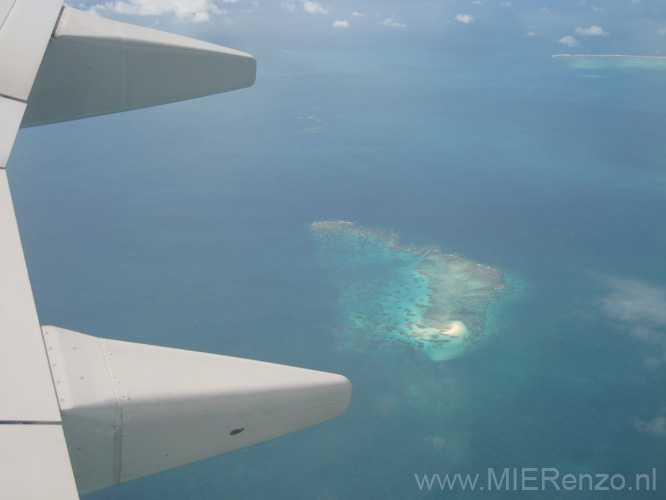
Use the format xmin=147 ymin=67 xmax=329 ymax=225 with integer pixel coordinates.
xmin=8 ymin=38 xmax=666 ymax=499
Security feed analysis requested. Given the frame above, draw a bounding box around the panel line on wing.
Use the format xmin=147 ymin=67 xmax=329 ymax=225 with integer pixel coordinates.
xmin=100 ymin=337 xmax=124 ymax=486
xmin=0 ymin=93 xmax=27 ymax=103
xmin=0 ymin=420 xmax=62 ymax=425
xmin=0 ymin=0 xmax=17 ymax=30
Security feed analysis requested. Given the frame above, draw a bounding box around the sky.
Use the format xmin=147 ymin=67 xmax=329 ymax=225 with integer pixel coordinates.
xmin=69 ymin=0 xmax=666 ymax=56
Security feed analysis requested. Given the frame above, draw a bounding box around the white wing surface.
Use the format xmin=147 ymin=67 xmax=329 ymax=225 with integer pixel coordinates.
xmin=22 ymin=7 xmax=256 ymax=127
xmin=0 ymin=2 xmax=80 ymax=497
xmin=1 ymin=2 xmax=350 ymax=498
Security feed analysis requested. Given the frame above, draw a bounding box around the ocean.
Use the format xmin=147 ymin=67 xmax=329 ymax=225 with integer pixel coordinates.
xmin=8 ymin=26 xmax=666 ymax=499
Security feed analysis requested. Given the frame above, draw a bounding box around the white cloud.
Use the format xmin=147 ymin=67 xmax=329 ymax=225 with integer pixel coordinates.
xmin=89 ymin=0 xmax=226 ymax=22
xmin=281 ymin=2 xmax=295 ymax=11
xmin=297 ymin=114 xmax=325 ymax=134
xmin=351 ymin=11 xmax=364 ymax=17
xmin=499 ymin=1 xmax=513 ymax=6
xmin=192 ymin=11 xmax=210 ymax=22
xmin=598 ymin=277 xmax=666 ymax=366
xmin=558 ymin=35 xmax=579 ymax=47
xmin=658 ymin=28 xmax=666 ymax=35
xmin=455 ymin=14 xmax=474 ymax=24
xmin=600 ymin=278 xmax=666 ymax=328
xmin=575 ymin=25 xmax=609 ymax=36
xmin=525 ymin=31 xmax=539 ymax=37
xmin=303 ymin=0 xmax=329 ymax=14
xmin=632 ymin=416 xmax=666 ymax=438
xmin=333 ymin=19 xmax=349 ymax=28
xmin=380 ymin=18 xmax=406 ymax=28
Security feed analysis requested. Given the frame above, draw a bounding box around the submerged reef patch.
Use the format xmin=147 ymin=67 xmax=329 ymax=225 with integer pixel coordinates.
xmin=552 ymin=54 xmax=666 ymax=71
xmin=311 ymin=221 xmax=508 ymax=361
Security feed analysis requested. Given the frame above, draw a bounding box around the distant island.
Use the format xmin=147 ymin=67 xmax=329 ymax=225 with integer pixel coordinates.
xmin=552 ymin=54 xmax=666 ymax=70
xmin=552 ymin=54 xmax=666 ymax=61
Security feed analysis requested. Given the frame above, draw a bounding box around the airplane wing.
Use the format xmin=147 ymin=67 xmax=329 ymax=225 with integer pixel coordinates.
xmin=0 ymin=2 xmax=351 ymax=498
xmin=22 ymin=7 xmax=257 ymax=126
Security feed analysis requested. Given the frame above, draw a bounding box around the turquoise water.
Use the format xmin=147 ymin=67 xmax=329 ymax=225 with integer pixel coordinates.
xmin=310 ymin=221 xmax=509 ymax=361
xmin=8 ymin=14 xmax=666 ymax=500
